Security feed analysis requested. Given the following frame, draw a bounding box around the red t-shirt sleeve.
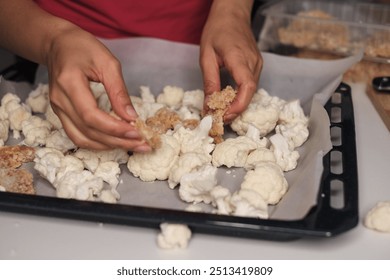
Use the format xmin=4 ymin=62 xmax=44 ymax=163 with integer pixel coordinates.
xmin=34 ymin=0 xmax=212 ymax=44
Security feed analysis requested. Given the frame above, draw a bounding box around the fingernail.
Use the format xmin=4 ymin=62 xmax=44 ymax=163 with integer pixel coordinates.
xmin=133 ymin=145 xmax=152 ymax=153
xmin=225 ymin=113 xmax=238 ymax=122
xmin=126 ymin=106 xmax=138 ymax=119
xmin=124 ymin=131 xmax=141 ymax=138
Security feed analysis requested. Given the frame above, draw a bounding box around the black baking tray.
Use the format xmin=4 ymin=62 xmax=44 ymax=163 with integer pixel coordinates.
xmin=0 ymin=83 xmax=358 ymax=241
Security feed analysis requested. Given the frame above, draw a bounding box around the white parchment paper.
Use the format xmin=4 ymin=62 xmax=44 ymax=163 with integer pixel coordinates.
xmin=5 ymin=37 xmax=362 ymax=220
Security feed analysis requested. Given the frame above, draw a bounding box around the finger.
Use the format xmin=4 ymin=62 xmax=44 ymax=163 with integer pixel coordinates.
xmin=53 ymin=102 xmax=152 ymax=151
xmin=99 ymin=58 xmax=138 ymax=122
xmin=200 ymin=46 xmax=221 ymax=104
xmin=223 ymin=57 xmax=258 ymax=122
xmin=54 ymin=72 xmax=142 ymax=140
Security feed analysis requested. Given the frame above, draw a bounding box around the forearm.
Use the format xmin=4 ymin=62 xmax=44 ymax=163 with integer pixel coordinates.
xmin=0 ymin=0 xmax=80 ymax=65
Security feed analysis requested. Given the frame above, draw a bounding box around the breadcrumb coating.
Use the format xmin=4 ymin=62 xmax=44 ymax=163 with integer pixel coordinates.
xmin=0 ymin=145 xmax=35 ymax=169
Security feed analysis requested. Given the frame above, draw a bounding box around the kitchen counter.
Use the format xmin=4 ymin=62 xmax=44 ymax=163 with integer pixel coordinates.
xmin=0 ymin=82 xmax=389 ymax=260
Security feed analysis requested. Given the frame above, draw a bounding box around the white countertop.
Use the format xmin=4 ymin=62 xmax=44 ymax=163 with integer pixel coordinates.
xmin=0 ymin=82 xmax=389 ymax=260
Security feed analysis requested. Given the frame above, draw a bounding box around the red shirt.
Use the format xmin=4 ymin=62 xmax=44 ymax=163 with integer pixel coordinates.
xmin=34 ymin=0 xmax=212 ymax=44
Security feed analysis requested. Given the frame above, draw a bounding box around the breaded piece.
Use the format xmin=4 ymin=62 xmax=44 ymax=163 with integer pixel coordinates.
xmin=0 ymin=168 xmax=35 ymax=195
xmin=182 ymin=119 xmax=200 ymax=130
xmin=145 ymin=107 xmax=181 ymax=134
xmin=203 ymin=86 xmax=237 ymax=143
xmin=0 ymin=145 xmax=35 ymax=169
xmin=135 ymin=118 xmax=162 ymax=149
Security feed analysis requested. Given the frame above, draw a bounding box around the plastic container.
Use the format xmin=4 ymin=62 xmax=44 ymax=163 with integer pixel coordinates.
xmin=256 ymin=0 xmax=390 ymax=63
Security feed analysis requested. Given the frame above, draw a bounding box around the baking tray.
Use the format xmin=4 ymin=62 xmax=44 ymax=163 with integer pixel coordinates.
xmin=0 ymin=82 xmax=358 ymax=241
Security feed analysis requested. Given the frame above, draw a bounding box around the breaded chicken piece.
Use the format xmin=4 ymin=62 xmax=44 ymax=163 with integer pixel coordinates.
xmin=145 ymin=107 xmax=181 ymax=134
xmin=203 ymin=86 xmax=237 ymax=143
xmin=0 ymin=145 xmax=35 ymax=169
xmin=0 ymin=168 xmax=35 ymax=195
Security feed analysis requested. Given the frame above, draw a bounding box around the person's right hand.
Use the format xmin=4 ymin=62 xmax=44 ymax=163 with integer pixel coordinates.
xmin=46 ymin=26 xmax=152 ymax=152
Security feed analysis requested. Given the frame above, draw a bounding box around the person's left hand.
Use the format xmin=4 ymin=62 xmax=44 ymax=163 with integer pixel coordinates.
xmin=200 ymin=0 xmax=262 ymax=123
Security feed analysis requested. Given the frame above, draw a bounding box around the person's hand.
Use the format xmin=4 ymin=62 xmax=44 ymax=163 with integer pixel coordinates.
xmin=200 ymin=0 xmax=262 ymax=123
xmin=46 ymin=26 xmax=151 ymax=152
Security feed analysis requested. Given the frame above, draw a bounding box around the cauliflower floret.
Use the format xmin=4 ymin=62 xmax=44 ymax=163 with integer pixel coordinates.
xmin=56 ymin=155 xmax=84 ymax=180
xmin=94 ymin=161 xmax=121 ymax=188
xmin=45 ymin=129 xmax=76 ymax=152
xmin=176 ymin=105 xmax=201 ymax=121
xmin=179 ymin=164 xmax=218 ymax=204
xmin=231 ymin=88 xmax=282 ymax=136
xmin=211 ymin=126 xmax=265 ymax=168
xmin=127 ymin=134 xmax=180 ymax=181
xmin=139 ymin=86 xmax=156 ymax=103
xmin=210 ymin=185 xmax=233 ymax=215
xmin=34 ymin=147 xmax=65 ymax=184
xmin=245 ymin=147 xmax=276 ymax=170
xmin=95 ymin=148 xmax=129 ymax=164
xmin=168 ymin=152 xmax=211 ymax=189
xmin=73 ymin=149 xmax=100 ymax=172
xmin=269 ymin=133 xmax=300 ymax=172
xmin=2 ymin=93 xmax=32 ymax=139
xmin=171 ymin=115 xmax=215 ymax=155
xmin=25 ymin=83 xmax=49 ymax=113
xmin=90 ymin=81 xmax=107 ymax=99
xmin=157 ymin=223 xmax=192 ymax=250
xmin=182 ymin=89 xmax=204 ymax=112
xmin=230 ymin=189 xmax=269 ymax=219
xmin=45 ymin=104 xmax=62 ymax=130
xmin=0 ymin=120 xmax=9 ymax=146
xmin=156 ymin=85 xmax=184 ymax=108
xmin=275 ymin=122 xmax=309 ymax=149
xmin=278 ymin=99 xmax=309 ymax=125
xmin=21 ymin=116 xmax=52 ymax=147
xmin=55 ymin=170 xmax=104 ymax=201
xmin=241 ymin=161 xmax=288 ymax=205
xmin=276 ymin=99 xmax=309 ymax=149
xmin=364 ymin=201 xmax=390 ymax=233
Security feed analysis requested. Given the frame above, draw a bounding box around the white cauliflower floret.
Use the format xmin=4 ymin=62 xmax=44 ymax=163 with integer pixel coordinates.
xmin=156 ymin=85 xmax=184 ymax=108
xmin=139 ymin=86 xmax=156 ymax=103
xmin=231 ymin=89 xmax=283 ymax=136
xmin=168 ymin=152 xmax=211 ymax=189
xmin=90 ymin=81 xmax=107 ymax=99
xmin=0 ymin=119 xmax=9 ymax=146
xmin=73 ymin=148 xmax=100 ymax=172
xmin=55 ymin=170 xmax=104 ymax=201
xmin=176 ymin=105 xmax=201 ymax=121
xmin=25 ymin=83 xmax=49 ymax=113
xmin=211 ymin=126 xmax=265 ymax=168
xmin=34 ymin=147 xmax=65 ymax=184
xmin=276 ymin=99 xmax=309 ymax=149
xmin=21 ymin=116 xmax=52 ymax=147
xmin=364 ymin=201 xmax=390 ymax=233
xmin=132 ymin=98 xmax=165 ymax=120
xmin=179 ymin=164 xmax=218 ymax=204
xmin=94 ymin=161 xmax=121 ymax=188
xmin=245 ymin=147 xmax=276 ymax=170
xmin=45 ymin=129 xmax=76 ymax=152
xmin=99 ymin=189 xmax=119 ymax=204
xmin=45 ymin=104 xmax=62 ymax=130
xmin=172 ymin=115 xmax=214 ymax=155
xmin=275 ymin=122 xmax=309 ymax=149
xmin=157 ymin=223 xmax=192 ymax=250
xmin=97 ymin=93 xmax=111 ymax=113
xmin=210 ymin=185 xmax=233 ymax=215
xmin=2 ymin=93 xmax=32 ymax=138
xmin=127 ymin=134 xmax=180 ymax=181
xmin=278 ymin=99 xmax=309 ymax=125
xmin=56 ymin=155 xmax=84 ymax=181
xmin=269 ymin=133 xmax=300 ymax=172
xmin=241 ymin=161 xmax=288 ymax=205
xmin=182 ymin=89 xmax=204 ymax=112
xmin=230 ymin=189 xmax=269 ymax=219
xmin=95 ymin=148 xmax=129 ymax=164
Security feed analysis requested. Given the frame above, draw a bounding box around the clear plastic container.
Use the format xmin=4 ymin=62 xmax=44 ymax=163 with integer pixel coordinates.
xmin=257 ymin=0 xmax=390 ymax=63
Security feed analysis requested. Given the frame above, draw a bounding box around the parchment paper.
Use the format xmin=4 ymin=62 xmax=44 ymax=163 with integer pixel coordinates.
xmin=5 ymin=37 xmax=362 ymax=221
